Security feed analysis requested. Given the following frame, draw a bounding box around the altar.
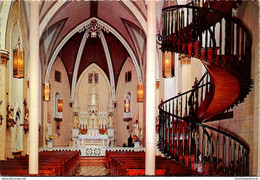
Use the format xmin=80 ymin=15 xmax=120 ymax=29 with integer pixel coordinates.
xmin=78 ymin=135 xmax=109 ymax=148
xmin=71 ymin=71 xmax=115 ymax=148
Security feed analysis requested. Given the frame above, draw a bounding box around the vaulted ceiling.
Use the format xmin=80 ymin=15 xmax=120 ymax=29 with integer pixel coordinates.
xmin=38 ymin=0 xmax=172 ymax=94
xmin=40 ymin=1 xmax=143 ymax=85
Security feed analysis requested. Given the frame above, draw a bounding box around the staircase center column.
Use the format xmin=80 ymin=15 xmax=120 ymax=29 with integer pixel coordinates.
xmin=0 ymin=50 xmax=9 ymax=160
xmin=145 ymin=0 xmax=157 ymax=176
xmin=29 ymin=0 xmax=40 ymax=174
xmin=179 ymin=54 xmax=192 ymax=92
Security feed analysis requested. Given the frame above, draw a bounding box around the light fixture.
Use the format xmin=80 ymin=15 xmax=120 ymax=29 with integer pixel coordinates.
xmin=137 ymin=83 xmax=144 ymax=102
xmin=124 ymin=99 xmax=130 ymax=113
xmin=58 ymin=98 xmax=63 ymax=112
xmin=13 ymin=37 xmax=24 ymax=78
xmin=162 ymin=51 xmax=174 ymax=78
xmin=43 ymin=83 xmax=51 ymax=101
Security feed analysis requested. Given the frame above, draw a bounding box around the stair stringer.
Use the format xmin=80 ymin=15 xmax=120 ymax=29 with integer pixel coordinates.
xmin=192 ymin=60 xmax=241 ymax=121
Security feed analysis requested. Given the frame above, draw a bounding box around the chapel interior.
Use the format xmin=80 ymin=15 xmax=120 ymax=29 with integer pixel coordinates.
xmin=0 ymin=0 xmax=259 ymax=177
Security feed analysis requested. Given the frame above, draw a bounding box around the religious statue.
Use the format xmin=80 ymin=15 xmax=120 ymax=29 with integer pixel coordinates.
xmin=6 ymin=104 xmax=15 ymax=127
xmin=107 ymin=112 xmax=114 ymax=129
xmin=133 ymin=120 xmax=140 ymax=141
xmin=45 ymin=120 xmax=53 ymax=142
xmin=72 ymin=112 xmax=79 ymax=129
xmin=13 ymin=109 xmax=22 ymax=152
xmin=22 ymin=108 xmax=29 ymax=133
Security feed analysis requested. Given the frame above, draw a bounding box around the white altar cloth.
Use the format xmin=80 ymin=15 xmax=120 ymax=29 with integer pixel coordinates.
xmin=78 ymin=135 xmax=109 ymax=148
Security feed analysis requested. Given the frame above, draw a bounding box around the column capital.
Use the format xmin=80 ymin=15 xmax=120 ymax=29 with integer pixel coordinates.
xmin=0 ymin=49 xmax=9 ymax=66
xmin=28 ymin=0 xmax=41 ymax=4
xmin=179 ymin=54 xmax=191 ymax=66
xmin=27 ymin=0 xmax=43 ymax=5
xmin=145 ymin=0 xmax=159 ymax=5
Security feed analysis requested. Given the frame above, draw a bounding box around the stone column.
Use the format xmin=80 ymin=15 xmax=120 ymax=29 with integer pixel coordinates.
xmin=138 ymin=102 xmax=143 ymax=146
xmin=43 ymin=102 xmax=47 ymax=147
xmin=0 ymin=50 xmax=9 ymax=160
xmin=29 ymin=1 xmax=40 ymax=174
xmin=145 ymin=0 xmax=157 ymax=176
xmin=179 ymin=54 xmax=192 ymax=92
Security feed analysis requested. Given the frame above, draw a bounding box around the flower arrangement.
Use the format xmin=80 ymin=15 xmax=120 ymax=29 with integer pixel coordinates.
xmin=133 ymin=135 xmax=140 ymax=142
xmin=80 ymin=129 xmax=87 ymax=134
xmin=99 ymin=129 xmax=106 ymax=134
xmin=49 ymin=136 xmax=54 ymax=140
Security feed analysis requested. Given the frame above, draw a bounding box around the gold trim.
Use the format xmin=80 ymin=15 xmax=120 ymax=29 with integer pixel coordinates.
xmin=0 ymin=49 xmax=9 ymax=66
xmin=179 ymin=54 xmax=191 ymax=65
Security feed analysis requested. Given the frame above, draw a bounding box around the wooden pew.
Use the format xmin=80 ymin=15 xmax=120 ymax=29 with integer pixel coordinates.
xmin=105 ymin=151 xmax=145 ymax=168
xmin=108 ymin=156 xmax=161 ymax=175
xmin=111 ymin=156 xmax=171 ymax=176
xmin=0 ymin=169 xmax=55 ymax=176
xmin=110 ymin=155 xmax=200 ymax=176
xmin=0 ymin=151 xmax=80 ymax=176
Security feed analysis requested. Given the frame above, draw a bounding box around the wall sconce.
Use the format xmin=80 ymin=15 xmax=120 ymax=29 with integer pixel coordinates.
xmin=137 ymin=84 xmax=144 ymax=102
xmin=43 ymin=83 xmax=51 ymax=101
xmin=162 ymin=51 xmax=174 ymax=78
xmin=13 ymin=38 xmax=24 ymax=78
xmin=58 ymin=98 xmax=63 ymax=112
xmin=124 ymin=99 xmax=130 ymax=113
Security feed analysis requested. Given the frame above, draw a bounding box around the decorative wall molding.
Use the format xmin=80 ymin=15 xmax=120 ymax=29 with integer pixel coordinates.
xmin=179 ymin=54 xmax=191 ymax=65
xmin=40 ymin=146 xmax=145 ymax=156
xmin=0 ymin=50 xmax=9 ymax=66
xmin=78 ymin=19 xmax=110 ymax=34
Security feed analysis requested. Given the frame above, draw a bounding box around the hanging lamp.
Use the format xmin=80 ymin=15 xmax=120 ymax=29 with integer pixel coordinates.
xmin=137 ymin=83 xmax=144 ymax=102
xmin=43 ymin=83 xmax=51 ymax=101
xmin=13 ymin=37 xmax=24 ymax=78
xmin=162 ymin=51 xmax=174 ymax=78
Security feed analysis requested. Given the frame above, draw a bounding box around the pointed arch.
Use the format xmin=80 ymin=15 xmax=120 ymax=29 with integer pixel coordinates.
xmin=45 ymin=17 xmax=143 ymax=102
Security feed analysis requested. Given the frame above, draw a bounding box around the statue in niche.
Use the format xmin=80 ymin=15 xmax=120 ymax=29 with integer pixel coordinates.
xmin=107 ymin=112 xmax=114 ymax=129
xmin=22 ymin=99 xmax=29 ymax=133
xmin=72 ymin=112 xmax=79 ymax=129
xmin=14 ymin=109 xmax=22 ymax=152
xmin=45 ymin=120 xmax=53 ymax=142
xmin=23 ymin=108 xmax=29 ymax=133
xmin=133 ymin=120 xmax=140 ymax=140
xmin=6 ymin=104 xmax=15 ymax=127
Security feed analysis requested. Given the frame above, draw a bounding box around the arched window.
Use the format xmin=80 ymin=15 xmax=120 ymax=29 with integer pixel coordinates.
xmin=124 ymin=92 xmax=132 ymax=122
xmin=54 ymin=92 xmax=62 ymax=121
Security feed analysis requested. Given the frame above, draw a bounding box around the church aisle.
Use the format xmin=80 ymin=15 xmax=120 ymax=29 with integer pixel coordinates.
xmin=75 ymin=157 xmax=109 ymax=176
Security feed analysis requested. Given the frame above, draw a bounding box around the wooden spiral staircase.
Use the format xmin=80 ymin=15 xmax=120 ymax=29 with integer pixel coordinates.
xmin=156 ymin=0 xmax=252 ymax=176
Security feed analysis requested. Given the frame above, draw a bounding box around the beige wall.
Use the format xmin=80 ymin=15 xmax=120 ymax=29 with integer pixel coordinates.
xmin=115 ymin=57 xmax=140 ymax=146
xmin=205 ymin=1 xmax=259 ymax=175
xmin=47 ymin=57 xmax=71 ymax=147
xmin=75 ymin=63 xmax=111 ymax=112
xmin=177 ymin=56 xmax=204 ymax=93
xmin=1 ymin=1 xmax=29 ymax=159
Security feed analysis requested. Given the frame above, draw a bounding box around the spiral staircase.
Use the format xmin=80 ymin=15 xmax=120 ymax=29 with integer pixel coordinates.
xmin=157 ymin=0 xmax=252 ymax=176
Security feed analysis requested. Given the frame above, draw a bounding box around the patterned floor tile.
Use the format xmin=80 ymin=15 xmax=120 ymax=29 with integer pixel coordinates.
xmin=75 ymin=162 xmax=109 ymax=176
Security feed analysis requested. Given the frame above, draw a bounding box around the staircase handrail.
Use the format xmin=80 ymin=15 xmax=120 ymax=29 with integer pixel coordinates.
xmin=157 ymin=3 xmax=251 ymax=175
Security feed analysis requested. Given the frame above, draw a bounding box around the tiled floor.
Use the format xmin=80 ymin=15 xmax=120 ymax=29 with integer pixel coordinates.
xmin=75 ymin=162 xmax=109 ymax=176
